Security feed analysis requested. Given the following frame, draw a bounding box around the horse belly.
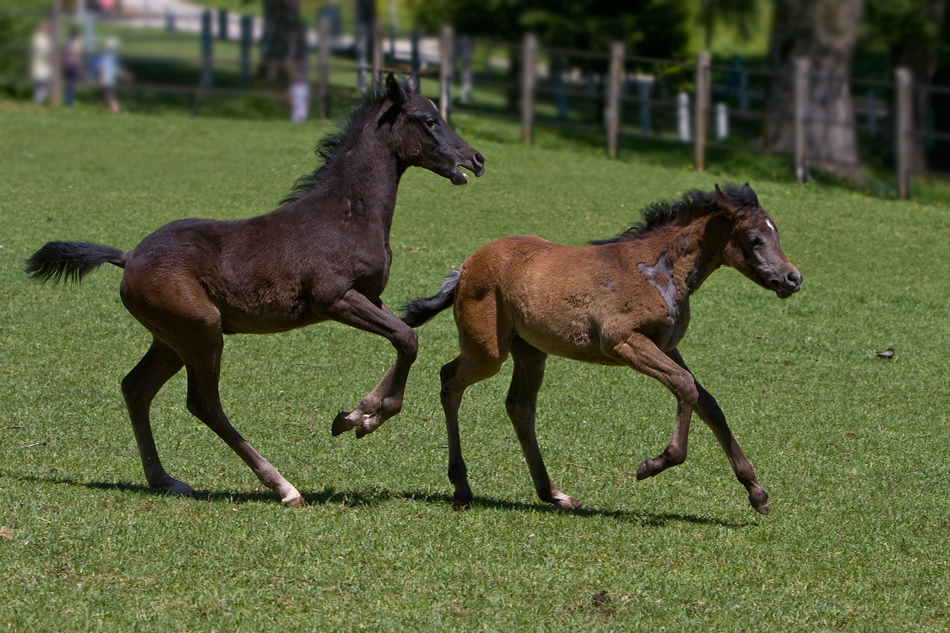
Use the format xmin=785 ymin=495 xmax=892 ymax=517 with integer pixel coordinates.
xmin=508 ymin=291 xmax=620 ymax=365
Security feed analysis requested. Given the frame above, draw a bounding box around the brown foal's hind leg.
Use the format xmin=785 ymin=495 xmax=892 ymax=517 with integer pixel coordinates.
xmin=121 ymin=337 xmax=190 ymax=496
xmin=175 ymin=331 xmax=304 ymax=506
xmin=666 ymin=349 xmax=769 ymax=515
xmin=328 ymin=290 xmax=418 ymax=438
xmin=507 ymin=337 xmax=579 ymax=509
xmin=439 ymin=348 xmax=506 ymax=510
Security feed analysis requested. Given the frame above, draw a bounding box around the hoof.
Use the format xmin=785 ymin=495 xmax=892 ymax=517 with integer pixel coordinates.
xmin=750 ymin=488 xmax=770 ymax=515
xmin=558 ymin=496 xmax=582 ymax=510
xmin=452 ymin=490 xmax=473 ymax=511
xmin=635 ymin=459 xmax=655 ymax=480
xmin=331 ymin=411 xmax=356 ymax=437
xmin=354 ymin=418 xmax=382 ymax=439
xmin=155 ymin=479 xmax=194 ymax=497
xmin=282 ymin=494 xmax=306 ymax=508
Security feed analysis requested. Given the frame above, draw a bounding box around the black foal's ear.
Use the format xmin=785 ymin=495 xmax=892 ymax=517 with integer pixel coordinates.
xmin=406 ymin=73 xmax=419 ymax=95
xmin=386 ymin=73 xmax=409 ymax=107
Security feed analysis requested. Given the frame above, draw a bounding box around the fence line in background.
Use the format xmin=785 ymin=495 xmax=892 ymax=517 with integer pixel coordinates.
xmin=5 ymin=4 xmax=945 ymax=200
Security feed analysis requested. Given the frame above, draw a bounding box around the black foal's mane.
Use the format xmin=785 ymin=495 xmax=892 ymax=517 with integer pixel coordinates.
xmin=591 ymin=183 xmax=760 ymax=245
xmin=279 ymin=79 xmax=396 ymax=206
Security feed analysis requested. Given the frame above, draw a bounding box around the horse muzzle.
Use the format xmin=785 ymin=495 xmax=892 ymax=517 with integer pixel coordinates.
xmin=451 ymin=151 xmax=485 ymax=185
xmin=770 ymin=268 xmax=803 ymax=298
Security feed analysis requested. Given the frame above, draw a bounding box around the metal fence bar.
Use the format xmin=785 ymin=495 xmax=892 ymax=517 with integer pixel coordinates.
xmin=896 ymin=67 xmax=913 ymax=200
xmin=694 ymin=51 xmax=710 ymax=171
xmin=521 ymin=33 xmax=538 ymax=144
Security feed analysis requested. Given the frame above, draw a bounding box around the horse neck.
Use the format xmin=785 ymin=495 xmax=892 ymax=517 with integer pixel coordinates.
xmin=662 ymin=213 xmax=732 ymax=296
xmin=337 ymin=129 xmax=404 ymax=216
xmin=295 ymin=123 xmax=405 ymax=225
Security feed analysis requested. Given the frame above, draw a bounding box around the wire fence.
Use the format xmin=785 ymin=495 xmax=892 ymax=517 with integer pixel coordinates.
xmin=4 ymin=4 xmax=948 ymax=199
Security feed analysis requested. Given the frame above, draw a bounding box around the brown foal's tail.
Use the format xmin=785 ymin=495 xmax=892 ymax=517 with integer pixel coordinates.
xmin=400 ymin=269 xmax=459 ymax=328
xmin=25 ymin=241 xmax=126 ymax=285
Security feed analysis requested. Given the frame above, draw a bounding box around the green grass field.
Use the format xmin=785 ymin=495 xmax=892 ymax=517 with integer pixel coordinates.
xmin=1 ymin=101 xmax=949 ymax=632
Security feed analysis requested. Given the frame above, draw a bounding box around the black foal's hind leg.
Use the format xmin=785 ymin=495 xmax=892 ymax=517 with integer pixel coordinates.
xmin=177 ymin=333 xmax=305 ymax=507
xmin=121 ymin=338 xmax=191 ymax=496
xmin=667 ymin=349 xmax=769 ymax=515
xmin=507 ymin=338 xmax=580 ymax=509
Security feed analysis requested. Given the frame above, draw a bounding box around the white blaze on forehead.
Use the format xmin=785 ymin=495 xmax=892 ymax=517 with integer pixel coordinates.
xmin=427 ymin=98 xmax=438 ymax=111
xmin=765 ymin=219 xmax=775 ymax=232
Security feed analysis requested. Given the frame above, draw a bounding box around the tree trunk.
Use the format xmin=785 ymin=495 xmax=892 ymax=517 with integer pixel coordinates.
xmin=259 ymin=0 xmax=306 ymax=85
xmin=766 ymin=0 xmax=865 ymax=177
xmin=891 ymin=0 xmax=947 ymax=175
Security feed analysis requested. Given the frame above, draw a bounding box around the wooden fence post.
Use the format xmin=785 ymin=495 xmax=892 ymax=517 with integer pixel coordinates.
xmin=521 ymin=33 xmax=538 ymax=144
xmin=318 ymin=14 xmax=331 ymax=119
xmin=460 ymin=36 xmax=473 ymax=103
xmin=200 ymin=9 xmax=213 ymax=86
xmin=372 ymin=20 xmax=384 ymax=82
xmin=794 ymin=57 xmax=809 ymax=183
xmin=694 ymin=51 xmax=710 ymax=171
xmin=217 ymin=8 xmax=228 ymax=41
xmin=356 ymin=21 xmax=368 ymax=91
xmin=239 ymin=14 xmax=252 ymax=85
xmin=50 ymin=0 xmax=62 ymax=107
xmin=439 ymin=25 xmax=453 ymax=121
xmin=895 ymin=67 xmax=912 ymax=200
xmin=606 ymin=41 xmax=625 ymax=159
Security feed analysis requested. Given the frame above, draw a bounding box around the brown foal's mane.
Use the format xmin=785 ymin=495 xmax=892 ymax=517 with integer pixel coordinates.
xmin=591 ymin=183 xmax=759 ymax=245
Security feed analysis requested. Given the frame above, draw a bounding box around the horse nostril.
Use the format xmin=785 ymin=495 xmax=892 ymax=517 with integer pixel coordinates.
xmin=787 ymin=271 xmax=802 ymax=287
xmin=474 ymin=152 xmax=485 ymax=169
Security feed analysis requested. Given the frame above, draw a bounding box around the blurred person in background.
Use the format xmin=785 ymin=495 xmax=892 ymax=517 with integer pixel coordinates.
xmin=288 ymin=65 xmax=310 ymax=123
xmin=62 ymin=25 xmax=83 ymax=107
xmin=30 ymin=20 xmax=52 ymax=104
xmin=96 ymin=37 xmax=122 ymax=114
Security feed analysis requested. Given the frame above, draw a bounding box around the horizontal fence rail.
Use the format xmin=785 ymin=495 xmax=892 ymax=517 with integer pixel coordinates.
xmin=4 ymin=4 xmax=948 ymax=199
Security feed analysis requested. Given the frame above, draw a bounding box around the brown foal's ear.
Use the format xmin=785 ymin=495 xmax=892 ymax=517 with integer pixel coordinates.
xmin=741 ymin=182 xmax=761 ymax=207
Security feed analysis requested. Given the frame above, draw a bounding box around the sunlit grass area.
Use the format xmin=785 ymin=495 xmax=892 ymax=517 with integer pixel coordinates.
xmin=1 ymin=103 xmax=948 ymax=631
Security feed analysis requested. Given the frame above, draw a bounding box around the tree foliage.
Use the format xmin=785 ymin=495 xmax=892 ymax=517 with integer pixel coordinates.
xmin=0 ymin=0 xmax=45 ymax=83
xmin=409 ymin=0 xmax=690 ymax=60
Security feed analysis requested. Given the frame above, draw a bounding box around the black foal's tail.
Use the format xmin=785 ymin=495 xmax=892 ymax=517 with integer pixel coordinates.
xmin=400 ymin=270 xmax=459 ymax=328
xmin=25 ymin=241 xmax=127 ymax=285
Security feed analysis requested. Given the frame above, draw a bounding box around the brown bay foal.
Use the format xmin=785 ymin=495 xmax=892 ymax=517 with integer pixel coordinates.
xmin=402 ymin=184 xmax=801 ymax=515
xmin=25 ymin=75 xmax=485 ymax=506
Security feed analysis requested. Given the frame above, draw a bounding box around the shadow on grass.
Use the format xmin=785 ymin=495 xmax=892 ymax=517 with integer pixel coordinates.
xmin=13 ymin=473 xmax=754 ymax=528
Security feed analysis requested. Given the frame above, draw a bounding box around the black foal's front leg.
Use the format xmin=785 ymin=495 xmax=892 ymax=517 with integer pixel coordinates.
xmin=328 ymin=290 xmax=418 ymax=438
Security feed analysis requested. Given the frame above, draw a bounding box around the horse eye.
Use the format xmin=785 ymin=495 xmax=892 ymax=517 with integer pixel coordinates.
xmin=748 ymin=236 xmax=763 ymax=248
xmin=425 ymin=117 xmax=438 ymax=130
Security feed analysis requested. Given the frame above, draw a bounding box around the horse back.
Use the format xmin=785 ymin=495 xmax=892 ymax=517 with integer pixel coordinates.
xmin=456 ymin=236 xmax=678 ymax=364
xmin=120 ymin=216 xmax=331 ymax=334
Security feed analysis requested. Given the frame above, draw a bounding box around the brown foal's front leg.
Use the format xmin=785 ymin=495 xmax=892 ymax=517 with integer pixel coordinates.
xmin=328 ymin=289 xmax=418 ymax=438
xmin=614 ymin=335 xmax=698 ymax=481
xmin=666 ymin=348 xmax=769 ymax=515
